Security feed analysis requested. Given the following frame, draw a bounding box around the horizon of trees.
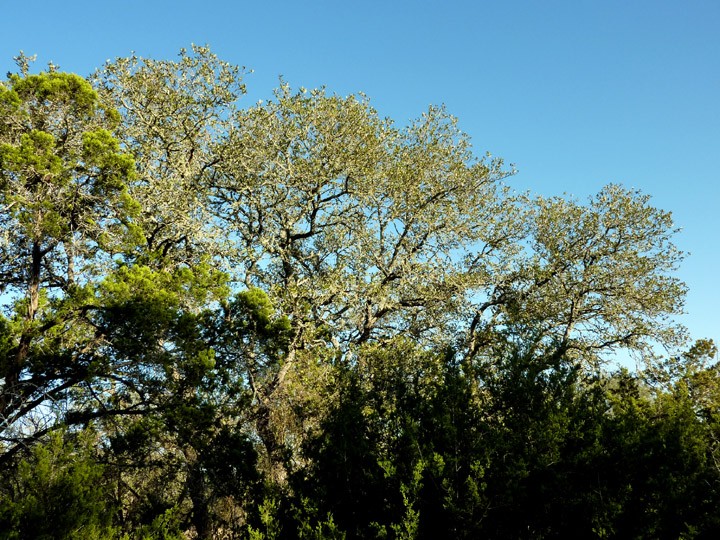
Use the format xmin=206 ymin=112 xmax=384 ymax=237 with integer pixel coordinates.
xmin=0 ymin=46 xmax=718 ymax=539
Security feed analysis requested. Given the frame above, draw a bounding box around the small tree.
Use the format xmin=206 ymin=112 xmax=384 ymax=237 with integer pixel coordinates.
xmin=0 ymin=430 xmax=116 ymax=539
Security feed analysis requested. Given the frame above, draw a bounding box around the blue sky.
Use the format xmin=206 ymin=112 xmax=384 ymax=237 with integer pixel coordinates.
xmin=3 ymin=0 xmax=719 ymax=348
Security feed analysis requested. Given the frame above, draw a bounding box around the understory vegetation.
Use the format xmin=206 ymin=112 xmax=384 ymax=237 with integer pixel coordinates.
xmin=1 ymin=47 xmax=718 ymax=538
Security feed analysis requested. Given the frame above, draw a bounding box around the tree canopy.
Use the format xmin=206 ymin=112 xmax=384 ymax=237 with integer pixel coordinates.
xmin=0 ymin=47 xmax=716 ymax=539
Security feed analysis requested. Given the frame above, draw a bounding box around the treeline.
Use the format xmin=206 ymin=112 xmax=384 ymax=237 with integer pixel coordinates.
xmin=0 ymin=47 xmax=718 ymax=538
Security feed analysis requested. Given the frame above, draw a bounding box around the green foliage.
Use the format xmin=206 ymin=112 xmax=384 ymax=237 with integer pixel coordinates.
xmin=1 ymin=49 xmax=717 ymax=539
xmin=131 ymin=507 xmax=185 ymax=540
xmin=231 ymin=287 xmax=293 ymax=344
xmin=0 ymin=70 xmax=137 ymax=254
xmin=248 ymin=497 xmax=282 ymax=540
xmin=0 ymin=431 xmax=116 ymax=539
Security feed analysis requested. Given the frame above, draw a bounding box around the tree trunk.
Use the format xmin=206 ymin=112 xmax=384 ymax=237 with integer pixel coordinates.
xmin=186 ymin=446 xmax=213 ymax=540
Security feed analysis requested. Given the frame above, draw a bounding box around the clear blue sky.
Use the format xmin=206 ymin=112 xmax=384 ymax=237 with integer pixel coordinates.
xmin=3 ymin=0 xmax=719 ymax=347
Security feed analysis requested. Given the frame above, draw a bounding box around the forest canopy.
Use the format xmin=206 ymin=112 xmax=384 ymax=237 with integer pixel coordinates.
xmin=0 ymin=47 xmax=718 ymax=539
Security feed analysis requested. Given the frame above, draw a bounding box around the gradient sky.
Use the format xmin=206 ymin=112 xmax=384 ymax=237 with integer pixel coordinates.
xmin=3 ymin=0 xmax=719 ymax=349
